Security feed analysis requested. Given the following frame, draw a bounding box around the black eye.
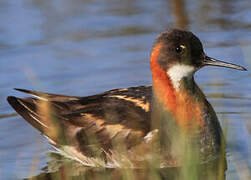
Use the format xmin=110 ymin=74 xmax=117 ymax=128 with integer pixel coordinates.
xmin=175 ymin=45 xmax=185 ymax=53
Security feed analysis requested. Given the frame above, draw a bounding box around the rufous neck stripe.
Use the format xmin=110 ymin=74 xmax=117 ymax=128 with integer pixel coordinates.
xmin=150 ymin=43 xmax=203 ymax=130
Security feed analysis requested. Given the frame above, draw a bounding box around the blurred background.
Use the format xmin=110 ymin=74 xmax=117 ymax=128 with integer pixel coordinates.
xmin=0 ymin=0 xmax=250 ymax=179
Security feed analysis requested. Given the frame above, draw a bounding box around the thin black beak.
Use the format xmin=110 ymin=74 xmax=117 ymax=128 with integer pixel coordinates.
xmin=203 ymin=56 xmax=247 ymax=71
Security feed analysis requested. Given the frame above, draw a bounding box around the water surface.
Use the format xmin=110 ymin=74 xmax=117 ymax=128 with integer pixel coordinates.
xmin=0 ymin=0 xmax=250 ymax=179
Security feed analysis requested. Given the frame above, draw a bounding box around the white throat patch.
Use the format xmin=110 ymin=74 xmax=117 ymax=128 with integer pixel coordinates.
xmin=167 ymin=64 xmax=195 ymax=90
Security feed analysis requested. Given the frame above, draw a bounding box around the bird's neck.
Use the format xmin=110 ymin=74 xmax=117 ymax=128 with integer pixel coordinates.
xmin=150 ymin=45 xmax=204 ymax=131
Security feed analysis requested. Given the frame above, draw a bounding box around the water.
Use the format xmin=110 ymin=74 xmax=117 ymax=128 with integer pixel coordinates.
xmin=0 ymin=0 xmax=250 ymax=179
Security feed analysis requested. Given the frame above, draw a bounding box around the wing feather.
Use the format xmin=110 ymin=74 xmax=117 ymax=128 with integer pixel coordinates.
xmin=7 ymin=86 xmax=153 ymax=167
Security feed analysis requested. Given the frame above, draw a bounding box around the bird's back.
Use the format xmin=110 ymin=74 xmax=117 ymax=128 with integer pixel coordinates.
xmin=7 ymin=86 xmax=159 ymax=167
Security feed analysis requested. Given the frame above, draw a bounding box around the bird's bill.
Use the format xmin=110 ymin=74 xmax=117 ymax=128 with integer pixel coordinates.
xmin=203 ymin=56 xmax=247 ymax=71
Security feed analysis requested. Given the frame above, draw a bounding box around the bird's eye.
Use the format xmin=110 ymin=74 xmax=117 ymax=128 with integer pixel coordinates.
xmin=175 ymin=45 xmax=185 ymax=54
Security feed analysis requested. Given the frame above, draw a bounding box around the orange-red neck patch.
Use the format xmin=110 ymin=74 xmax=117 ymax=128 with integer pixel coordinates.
xmin=150 ymin=43 xmax=204 ymax=131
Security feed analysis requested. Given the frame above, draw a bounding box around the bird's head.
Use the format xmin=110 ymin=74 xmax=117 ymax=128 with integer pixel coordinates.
xmin=150 ymin=29 xmax=246 ymax=90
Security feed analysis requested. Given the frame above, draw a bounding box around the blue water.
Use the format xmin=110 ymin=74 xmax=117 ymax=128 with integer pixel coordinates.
xmin=0 ymin=0 xmax=250 ymax=179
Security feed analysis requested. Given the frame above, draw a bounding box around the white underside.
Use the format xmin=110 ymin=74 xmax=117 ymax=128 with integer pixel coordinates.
xmin=45 ymin=130 xmax=160 ymax=168
xmin=167 ymin=64 xmax=195 ymax=90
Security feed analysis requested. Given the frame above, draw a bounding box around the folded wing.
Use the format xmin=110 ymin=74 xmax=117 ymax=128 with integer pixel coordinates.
xmin=7 ymin=86 xmax=153 ymax=167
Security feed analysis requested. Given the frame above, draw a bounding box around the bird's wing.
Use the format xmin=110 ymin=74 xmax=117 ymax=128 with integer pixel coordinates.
xmin=7 ymin=86 xmax=153 ymax=167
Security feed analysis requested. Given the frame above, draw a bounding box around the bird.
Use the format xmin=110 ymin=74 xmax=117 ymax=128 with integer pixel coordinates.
xmin=7 ymin=29 xmax=247 ymax=168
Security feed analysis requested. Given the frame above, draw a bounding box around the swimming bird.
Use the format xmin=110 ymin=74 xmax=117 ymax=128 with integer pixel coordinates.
xmin=7 ymin=29 xmax=246 ymax=168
